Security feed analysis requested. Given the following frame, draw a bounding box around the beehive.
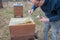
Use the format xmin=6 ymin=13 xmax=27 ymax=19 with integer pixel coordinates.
xmin=14 ymin=4 xmax=23 ymax=17
xmin=9 ymin=18 xmax=35 ymax=40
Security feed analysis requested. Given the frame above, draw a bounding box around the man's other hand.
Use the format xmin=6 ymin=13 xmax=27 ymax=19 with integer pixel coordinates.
xmin=38 ymin=17 xmax=49 ymax=23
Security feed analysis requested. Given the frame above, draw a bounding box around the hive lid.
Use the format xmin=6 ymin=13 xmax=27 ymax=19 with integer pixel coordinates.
xmin=9 ymin=18 xmax=35 ymax=26
xmin=13 ymin=3 xmax=23 ymax=6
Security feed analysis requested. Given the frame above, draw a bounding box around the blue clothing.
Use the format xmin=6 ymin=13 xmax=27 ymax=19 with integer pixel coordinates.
xmin=32 ymin=0 xmax=60 ymax=22
xmin=43 ymin=20 xmax=60 ymax=40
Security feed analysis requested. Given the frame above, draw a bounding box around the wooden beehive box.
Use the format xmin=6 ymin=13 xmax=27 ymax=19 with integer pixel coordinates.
xmin=14 ymin=4 xmax=23 ymax=17
xmin=9 ymin=18 xmax=35 ymax=40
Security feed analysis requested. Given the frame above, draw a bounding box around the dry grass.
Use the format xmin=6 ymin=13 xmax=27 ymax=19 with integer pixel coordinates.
xmin=0 ymin=2 xmax=60 ymax=40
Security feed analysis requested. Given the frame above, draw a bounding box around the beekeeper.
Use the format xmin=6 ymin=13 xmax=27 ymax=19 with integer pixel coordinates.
xmin=28 ymin=0 xmax=60 ymax=40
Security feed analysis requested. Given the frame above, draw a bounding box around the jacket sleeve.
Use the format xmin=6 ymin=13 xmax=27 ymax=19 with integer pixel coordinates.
xmin=32 ymin=5 xmax=38 ymax=11
xmin=49 ymin=9 xmax=60 ymax=22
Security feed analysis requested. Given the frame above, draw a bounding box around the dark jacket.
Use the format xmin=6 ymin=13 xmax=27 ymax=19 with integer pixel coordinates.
xmin=32 ymin=0 xmax=60 ymax=22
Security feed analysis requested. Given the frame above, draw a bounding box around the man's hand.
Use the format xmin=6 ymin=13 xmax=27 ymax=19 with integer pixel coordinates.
xmin=28 ymin=9 xmax=33 ymax=15
xmin=38 ymin=17 xmax=49 ymax=23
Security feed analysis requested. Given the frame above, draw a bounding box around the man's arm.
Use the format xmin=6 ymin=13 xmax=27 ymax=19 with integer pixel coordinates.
xmin=28 ymin=4 xmax=38 ymax=15
xmin=32 ymin=4 xmax=38 ymax=11
xmin=49 ymin=9 xmax=60 ymax=22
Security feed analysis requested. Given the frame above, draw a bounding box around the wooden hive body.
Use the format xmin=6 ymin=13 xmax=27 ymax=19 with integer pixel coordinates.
xmin=9 ymin=18 xmax=35 ymax=40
